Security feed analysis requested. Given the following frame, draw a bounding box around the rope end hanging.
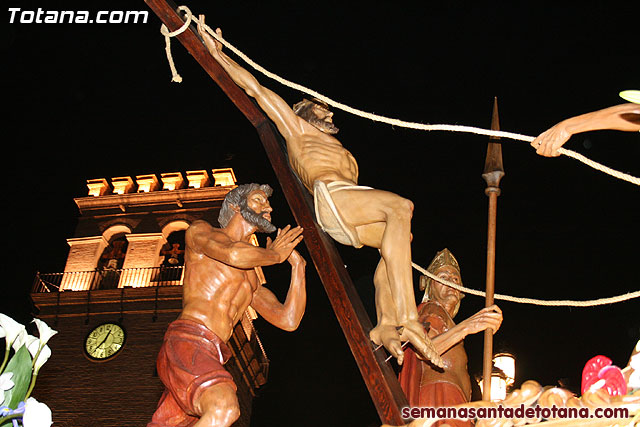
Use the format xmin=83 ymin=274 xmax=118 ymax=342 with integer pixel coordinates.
xmin=159 ymin=6 xmax=194 ymax=85
xmin=162 ymin=28 xmax=184 ymax=84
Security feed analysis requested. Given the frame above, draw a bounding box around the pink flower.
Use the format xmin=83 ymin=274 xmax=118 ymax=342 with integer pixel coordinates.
xmin=581 ymin=355 xmax=627 ymax=396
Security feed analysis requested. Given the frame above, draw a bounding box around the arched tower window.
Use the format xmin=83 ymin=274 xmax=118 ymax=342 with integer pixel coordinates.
xmin=158 ymin=221 xmax=189 ymax=284
xmin=95 ymin=225 xmax=132 ymax=289
xmin=160 ymin=230 xmax=185 ymax=267
xmin=98 ymin=234 xmax=128 ymax=270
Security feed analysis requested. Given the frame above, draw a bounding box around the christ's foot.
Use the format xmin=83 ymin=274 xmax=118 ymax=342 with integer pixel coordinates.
xmin=398 ymin=319 xmax=443 ymax=368
xmin=370 ymin=323 xmax=405 ymax=365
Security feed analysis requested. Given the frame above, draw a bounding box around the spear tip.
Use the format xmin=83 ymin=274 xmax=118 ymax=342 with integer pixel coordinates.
xmin=483 ymin=97 xmax=505 ymax=187
xmin=491 ymin=96 xmax=500 ymax=134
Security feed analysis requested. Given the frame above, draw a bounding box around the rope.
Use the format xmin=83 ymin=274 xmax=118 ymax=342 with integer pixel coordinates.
xmin=158 ymin=7 xmax=640 ymax=308
xmin=158 ymin=6 xmax=639 ymax=187
xmin=159 ymin=5 xmax=193 ymax=83
xmin=412 ymin=262 xmax=640 ymax=307
xmin=557 ymin=147 xmax=640 ymax=186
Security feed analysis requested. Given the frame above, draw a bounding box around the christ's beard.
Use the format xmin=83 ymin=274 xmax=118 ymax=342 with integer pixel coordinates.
xmin=241 ymin=207 xmax=277 ymax=233
xmin=308 ymin=117 xmax=339 ymax=134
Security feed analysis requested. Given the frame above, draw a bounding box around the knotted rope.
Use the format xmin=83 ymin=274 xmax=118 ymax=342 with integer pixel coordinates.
xmin=159 ymin=5 xmax=192 ymax=83
xmin=159 ymin=6 xmax=639 ymax=187
xmin=412 ymin=262 xmax=640 ymax=307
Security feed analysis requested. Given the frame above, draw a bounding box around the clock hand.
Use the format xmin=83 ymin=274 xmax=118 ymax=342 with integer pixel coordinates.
xmin=95 ymin=329 xmax=112 ymax=350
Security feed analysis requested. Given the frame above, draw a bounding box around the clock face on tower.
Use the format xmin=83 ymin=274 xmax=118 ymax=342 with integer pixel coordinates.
xmin=84 ymin=323 xmax=126 ymax=361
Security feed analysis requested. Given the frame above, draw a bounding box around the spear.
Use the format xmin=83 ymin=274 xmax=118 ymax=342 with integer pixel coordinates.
xmin=481 ymin=97 xmax=505 ymax=401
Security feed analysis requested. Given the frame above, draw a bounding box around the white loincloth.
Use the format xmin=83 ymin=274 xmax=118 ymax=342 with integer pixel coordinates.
xmin=313 ymin=180 xmax=372 ymax=249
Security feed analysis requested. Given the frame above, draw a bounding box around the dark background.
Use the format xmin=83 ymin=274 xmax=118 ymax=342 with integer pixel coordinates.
xmin=5 ymin=1 xmax=639 ymax=426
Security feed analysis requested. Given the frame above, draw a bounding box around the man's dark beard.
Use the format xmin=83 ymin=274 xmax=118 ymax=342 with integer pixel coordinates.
xmin=240 ymin=206 xmax=277 ymax=233
xmin=307 ymin=116 xmax=339 ymax=134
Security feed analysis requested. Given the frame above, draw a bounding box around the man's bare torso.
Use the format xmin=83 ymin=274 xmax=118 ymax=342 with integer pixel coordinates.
xmin=287 ymin=123 xmax=359 ymax=192
xmin=180 ymin=227 xmax=261 ymax=342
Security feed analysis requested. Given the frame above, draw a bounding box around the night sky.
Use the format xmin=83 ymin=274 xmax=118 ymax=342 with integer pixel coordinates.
xmin=5 ymin=1 xmax=639 ymax=426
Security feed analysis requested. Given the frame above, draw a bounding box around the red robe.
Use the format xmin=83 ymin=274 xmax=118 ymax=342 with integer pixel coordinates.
xmin=148 ymin=319 xmax=236 ymax=427
xmin=399 ymin=301 xmax=473 ymax=427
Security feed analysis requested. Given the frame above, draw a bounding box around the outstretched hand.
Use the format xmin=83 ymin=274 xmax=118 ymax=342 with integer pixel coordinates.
xmin=197 ymin=15 xmax=223 ymax=55
xmin=266 ymin=225 xmax=304 ymax=263
xmin=531 ymin=120 xmax=571 ymax=157
xmin=532 ymin=104 xmax=640 ymax=157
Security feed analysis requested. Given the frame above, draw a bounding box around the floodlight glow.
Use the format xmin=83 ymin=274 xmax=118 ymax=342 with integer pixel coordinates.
xmin=493 ymin=353 xmax=516 ymax=386
xmin=619 ymin=90 xmax=640 ymax=104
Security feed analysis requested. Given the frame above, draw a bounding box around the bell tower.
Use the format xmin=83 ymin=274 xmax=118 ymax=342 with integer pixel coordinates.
xmin=30 ymin=168 xmax=268 ymax=427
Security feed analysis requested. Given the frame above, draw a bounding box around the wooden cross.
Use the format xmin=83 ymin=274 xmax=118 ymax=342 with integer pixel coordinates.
xmin=144 ymin=1 xmax=409 ymax=424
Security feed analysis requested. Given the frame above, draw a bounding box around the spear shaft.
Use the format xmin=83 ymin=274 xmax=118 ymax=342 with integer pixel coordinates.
xmin=481 ymin=98 xmax=505 ymax=401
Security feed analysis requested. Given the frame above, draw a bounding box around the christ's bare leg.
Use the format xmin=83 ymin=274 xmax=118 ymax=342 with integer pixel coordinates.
xmin=331 ymin=187 xmax=415 ymax=317
xmin=370 ymin=257 xmax=404 ymax=363
xmin=330 ymin=187 xmax=441 ymax=365
xmin=194 ymin=383 xmax=240 ymax=427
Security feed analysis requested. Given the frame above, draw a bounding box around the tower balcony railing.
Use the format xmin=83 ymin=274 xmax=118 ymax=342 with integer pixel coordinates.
xmin=32 ymin=266 xmax=185 ymax=293
xmin=31 ymin=264 xmax=270 ymax=385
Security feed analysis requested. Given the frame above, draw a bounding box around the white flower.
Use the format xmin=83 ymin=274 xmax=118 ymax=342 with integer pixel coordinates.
xmin=629 ymin=370 xmax=640 ymax=389
xmin=630 ymin=344 xmax=640 ymax=371
xmin=0 ymin=372 xmax=15 ymax=406
xmin=629 ymin=344 xmax=640 ymax=389
xmin=31 ymin=319 xmax=57 ymax=346
xmin=25 ymin=334 xmax=39 ymax=351
xmin=27 ymin=338 xmax=51 ymax=373
xmin=625 ymin=341 xmax=640 ymax=389
xmin=11 ymin=329 xmax=28 ymax=353
xmin=22 ymin=397 xmax=53 ymax=427
xmin=0 ymin=314 xmax=26 ymax=349
xmin=26 ymin=334 xmax=41 ymax=360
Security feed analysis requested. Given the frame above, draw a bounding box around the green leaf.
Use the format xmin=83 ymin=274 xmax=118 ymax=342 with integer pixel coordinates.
xmin=3 ymin=345 xmax=32 ymax=409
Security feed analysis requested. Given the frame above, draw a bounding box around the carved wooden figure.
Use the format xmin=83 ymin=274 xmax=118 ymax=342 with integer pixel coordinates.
xmin=198 ymin=19 xmax=441 ymax=367
xmin=148 ymin=184 xmax=306 ymax=427
xmin=398 ymin=249 xmax=503 ymax=427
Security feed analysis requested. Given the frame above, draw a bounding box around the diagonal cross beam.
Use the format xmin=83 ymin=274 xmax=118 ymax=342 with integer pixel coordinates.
xmin=144 ymin=1 xmax=409 ymax=424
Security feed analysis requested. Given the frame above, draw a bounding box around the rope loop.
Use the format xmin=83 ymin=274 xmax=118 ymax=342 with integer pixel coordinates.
xmin=160 ymin=5 xmax=194 ymax=83
xmin=159 ymin=5 xmax=193 ymax=37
